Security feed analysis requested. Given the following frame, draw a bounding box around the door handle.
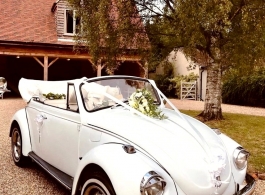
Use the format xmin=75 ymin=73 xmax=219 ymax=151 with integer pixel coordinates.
xmin=36 ymin=113 xmax=47 ymax=123
xmin=40 ymin=114 xmax=47 ymax=120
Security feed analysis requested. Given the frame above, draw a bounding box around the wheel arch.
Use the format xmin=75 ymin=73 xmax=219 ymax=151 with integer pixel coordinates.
xmin=72 ymin=143 xmax=176 ymax=195
xmin=9 ymin=109 xmax=32 ymax=156
xmin=75 ymin=163 xmax=113 ymax=195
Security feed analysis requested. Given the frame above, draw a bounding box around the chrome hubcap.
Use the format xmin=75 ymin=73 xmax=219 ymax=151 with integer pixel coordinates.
xmin=84 ymin=185 xmax=106 ymax=195
xmin=12 ymin=130 xmax=21 ymax=160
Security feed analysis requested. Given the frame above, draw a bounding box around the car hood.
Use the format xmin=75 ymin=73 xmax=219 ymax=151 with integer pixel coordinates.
xmin=86 ymin=107 xmax=232 ymax=194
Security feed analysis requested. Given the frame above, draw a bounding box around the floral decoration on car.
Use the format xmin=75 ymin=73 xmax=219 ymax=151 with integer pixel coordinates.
xmin=129 ymin=88 xmax=167 ymax=120
xmin=43 ymin=93 xmax=66 ymax=100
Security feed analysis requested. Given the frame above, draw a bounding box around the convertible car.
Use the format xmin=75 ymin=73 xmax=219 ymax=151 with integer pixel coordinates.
xmin=10 ymin=76 xmax=256 ymax=195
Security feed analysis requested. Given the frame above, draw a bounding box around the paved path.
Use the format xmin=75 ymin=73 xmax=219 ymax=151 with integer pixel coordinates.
xmin=170 ymin=99 xmax=265 ymax=117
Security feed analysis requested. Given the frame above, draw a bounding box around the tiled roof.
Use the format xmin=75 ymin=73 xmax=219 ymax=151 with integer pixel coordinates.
xmin=0 ymin=0 xmax=69 ymax=45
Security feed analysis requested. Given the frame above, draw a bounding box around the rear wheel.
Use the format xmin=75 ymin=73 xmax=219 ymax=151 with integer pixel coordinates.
xmin=81 ymin=170 xmax=115 ymax=195
xmin=11 ymin=125 xmax=28 ymax=167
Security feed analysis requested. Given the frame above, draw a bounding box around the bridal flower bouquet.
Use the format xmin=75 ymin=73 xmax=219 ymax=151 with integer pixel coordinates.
xmin=129 ymin=88 xmax=167 ymax=120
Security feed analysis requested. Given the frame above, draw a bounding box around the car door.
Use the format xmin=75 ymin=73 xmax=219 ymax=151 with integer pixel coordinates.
xmin=38 ymin=84 xmax=80 ymax=177
xmin=26 ymin=99 xmax=45 ymax=155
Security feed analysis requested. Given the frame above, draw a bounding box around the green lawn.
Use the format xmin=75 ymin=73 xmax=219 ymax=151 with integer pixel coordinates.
xmin=180 ymin=110 xmax=265 ymax=174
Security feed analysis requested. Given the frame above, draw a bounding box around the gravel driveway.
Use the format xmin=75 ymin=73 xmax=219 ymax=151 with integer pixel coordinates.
xmin=0 ymin=98 xmax=264 ymax=194
xmin=0 ymin=99 xmax=69 ymax=195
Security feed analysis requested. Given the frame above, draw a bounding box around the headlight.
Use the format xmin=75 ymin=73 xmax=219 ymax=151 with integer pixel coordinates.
xmin=233 ymin=146 xmax=250 ymax=170
xmin=140 ymin=171 xmax=166 ymax=195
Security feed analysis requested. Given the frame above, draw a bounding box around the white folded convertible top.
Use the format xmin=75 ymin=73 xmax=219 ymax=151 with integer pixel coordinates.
xmin=18 ymin=77 xmax=87 ymax=102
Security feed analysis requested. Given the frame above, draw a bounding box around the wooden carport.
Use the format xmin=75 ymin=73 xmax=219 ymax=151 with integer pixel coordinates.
xmin=0 ymin=41 xmax=144 ymax=81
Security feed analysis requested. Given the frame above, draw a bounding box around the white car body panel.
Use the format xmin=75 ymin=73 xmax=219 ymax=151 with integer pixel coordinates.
xmin=82 ymin=107 xmax=232 ymax=195
xmin=219 ymin=134 xmax=247 ymax=185
xmin=72 ymin=144 xmax=178 ymax=195
xmin=26 ymin=101 xmax=43 ymax=154
xmin=9 ymin=76 xmax=256 ymax=195
xmin=39 ymin=105 xmax=81 ymax=176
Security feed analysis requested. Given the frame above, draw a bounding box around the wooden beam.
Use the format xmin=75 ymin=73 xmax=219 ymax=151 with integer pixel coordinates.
xmin=0 ymin=51 xmax=92 ymax=59
xmin=33 ymin=57 xmax=44 ymax=67
xmin=88 ymin=59 xmax=94 ymax=65
xmin=136 ymin=61 xmax=148 ymax=78
xmin=48 ymin=57 xmax=59 ymax=67
xmin=136 ymin=61 xmax=142 ymax=67
xmin=0 ymin=50 xmax=142 ymax=61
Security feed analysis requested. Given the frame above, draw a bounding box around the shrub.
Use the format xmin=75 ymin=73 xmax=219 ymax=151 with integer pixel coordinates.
xmin=153 ymin=61 xmax=176 ymax=97
xmin=154 ymin=74 xmax=176 ymax=97
xmin=153 ymin=61 xmax=199 ymax=98
xmin=222 ymin=70 xmax=265 ymax=107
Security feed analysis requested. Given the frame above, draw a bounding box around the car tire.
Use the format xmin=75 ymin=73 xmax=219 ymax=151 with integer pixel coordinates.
xmin=81 ymin=170 xmax=116 ymax=195
xmin=11 ymin=124 xmax=28 ymax=167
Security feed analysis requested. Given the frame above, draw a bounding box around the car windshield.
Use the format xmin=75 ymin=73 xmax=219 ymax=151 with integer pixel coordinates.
xmin=81 ymin=77 xmax=160 ymax=111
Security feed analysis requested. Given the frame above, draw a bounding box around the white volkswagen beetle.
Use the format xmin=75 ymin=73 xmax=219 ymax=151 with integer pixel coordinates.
xmin=10 ymin=76 xmax=256 ymax=195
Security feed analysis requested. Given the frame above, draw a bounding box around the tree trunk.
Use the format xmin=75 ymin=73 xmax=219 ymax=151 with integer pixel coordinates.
xmin=199 ymin=62 xmax=223 ymax=121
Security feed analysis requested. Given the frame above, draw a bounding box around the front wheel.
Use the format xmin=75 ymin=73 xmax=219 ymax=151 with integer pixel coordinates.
xmin=81 ymin=170 xmax=115 ymax=195
xmin=11 ymin=124 xmax=28 ymax=167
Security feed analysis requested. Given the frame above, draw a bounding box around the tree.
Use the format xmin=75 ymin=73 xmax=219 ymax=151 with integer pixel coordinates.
xmin=67 ymin=0 xmax=150 ymax=75
xmin=139 ymin=0 xmax=265 ymax=120
xmin=68 ymin=0 xmax=265 ymax=121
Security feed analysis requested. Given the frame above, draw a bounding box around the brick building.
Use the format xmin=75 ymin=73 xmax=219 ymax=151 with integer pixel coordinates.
xmin=0 ymin=0 xmax=145 ymax=96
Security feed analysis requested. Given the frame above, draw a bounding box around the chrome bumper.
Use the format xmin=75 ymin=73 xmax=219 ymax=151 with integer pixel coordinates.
xmin=234 ymin=174 xmax=256 ymax=195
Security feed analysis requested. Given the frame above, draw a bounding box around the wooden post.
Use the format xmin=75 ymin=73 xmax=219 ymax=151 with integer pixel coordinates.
xmin=96 ymin=59 xmax=105 ymax=77
xmin=97 ymin=62 xmax=102 ymax=77
xmin=44 ymin=56 xmax=48 ymax=81
xmin=33 ymin=56 xmax=59 ymax=81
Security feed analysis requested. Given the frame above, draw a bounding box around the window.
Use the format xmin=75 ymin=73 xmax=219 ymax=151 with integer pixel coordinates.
xmin=64 ymin=10 xmax=80 ymax=35
xmin=67 ymin=84 xmax=79 ymax=112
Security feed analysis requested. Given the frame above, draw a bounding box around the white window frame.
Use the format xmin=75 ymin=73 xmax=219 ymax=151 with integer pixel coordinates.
xmin=64 ymin=9 xmax=80 ymax=35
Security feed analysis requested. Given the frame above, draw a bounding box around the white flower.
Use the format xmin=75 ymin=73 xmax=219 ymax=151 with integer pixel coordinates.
xmin=141 ymin=99 xmax=148 ymax=107
xmin=138 ymin=105 xmax=144 ymax=112
xmin=135 ymin=92 xmax=142 ymax=98
xmin=129 ymin=100 xmax=137 ymax=108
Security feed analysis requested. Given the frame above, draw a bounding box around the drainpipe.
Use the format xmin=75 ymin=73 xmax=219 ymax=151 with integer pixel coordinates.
xmin=199 ymin=66 xmax=205 ymax=101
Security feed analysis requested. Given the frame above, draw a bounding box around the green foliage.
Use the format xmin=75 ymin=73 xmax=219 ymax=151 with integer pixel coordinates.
xmin=67 ymin=0 xmax=265 ymax=76
xmin=154 ymin=74 xmax=175 ymax=97
xmin=43 ymin=93 xmax=66 ymax=100
xmin=143 ymin=0 xmax=265 ymax=69
xmin=141 ymin=0 xmax=265 ymax=120
xmin=222 ymin=68 xmax=265 ymax=107
xmin=67 ymin=0 xmax=149 ymax=73
xmin=170 ymin=73 xmax=199 ymax=98
xmin=153 ymin=61 xmax=175 ymax=97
